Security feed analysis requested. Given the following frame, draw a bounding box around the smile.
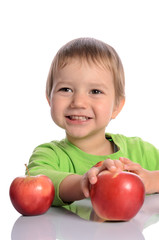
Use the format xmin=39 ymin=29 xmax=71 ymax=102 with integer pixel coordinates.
xmin=66 ymin=115 xmax=92 ymax=121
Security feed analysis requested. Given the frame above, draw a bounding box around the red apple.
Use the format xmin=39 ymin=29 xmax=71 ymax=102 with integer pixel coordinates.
xmin=9 ymin=169 xmax=55 ymax=216
xmin=90 ymin=171 xmax=145 ymax=221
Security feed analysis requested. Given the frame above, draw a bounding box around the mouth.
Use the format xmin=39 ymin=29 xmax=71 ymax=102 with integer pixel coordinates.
xmin=66 ymin=115 xmax=92 ymax=121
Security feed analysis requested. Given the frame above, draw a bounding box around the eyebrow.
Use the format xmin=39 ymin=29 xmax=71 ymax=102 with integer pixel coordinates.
xmin=89 ymin=83 xmax=109 ymax=89
xmin=55 ymin=81 xmax=73 ymax=87
xmin=55 ymin=80 xmax=110 ymax=90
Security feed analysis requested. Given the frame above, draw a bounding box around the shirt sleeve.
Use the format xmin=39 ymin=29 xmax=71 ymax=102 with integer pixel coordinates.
xmin=111 ymin=134 xmax=159 ymax=171
xmin=124 ymin=136 xmax=159 ymax=170
xmin=27 ymin=143 xmax=73 ymax=206
xmin=140 ymin=140 xmax=159 ymax=170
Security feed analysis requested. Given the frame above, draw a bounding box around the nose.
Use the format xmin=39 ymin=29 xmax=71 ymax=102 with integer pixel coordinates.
xmin=70 ymin=92 xmax=88 ymax=109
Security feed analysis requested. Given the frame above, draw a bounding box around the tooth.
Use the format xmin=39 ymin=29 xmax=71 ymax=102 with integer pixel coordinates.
xmin=70 ymin=116 xmax=88 ymax=120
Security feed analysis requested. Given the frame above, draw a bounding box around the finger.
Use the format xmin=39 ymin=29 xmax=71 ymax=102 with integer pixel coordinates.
xmin=114 ymin=160 xmax=125 ymax=171
xmin=101 ymin=158 xmax=118 ymax=172
xmin=119 ymin=157 xmax=132 ymax=164
xmin=87 ymin=167 xmax=100 ymax=184
xmin=124 ymin=163 xmax=142 ymax=174
xmin=87 ymin=159 xmax=114 ymax=184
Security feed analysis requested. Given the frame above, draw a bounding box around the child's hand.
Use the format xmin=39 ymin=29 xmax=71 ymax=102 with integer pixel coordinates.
xmin=81 ymin=158 xmax=124 ymax=198
xmin=119 ymin=157 xmax=159 ymax=194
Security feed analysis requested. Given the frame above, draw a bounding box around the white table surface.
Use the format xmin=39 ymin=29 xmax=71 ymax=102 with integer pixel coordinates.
xmin=6 ymin=194 xmax=159 ymax=240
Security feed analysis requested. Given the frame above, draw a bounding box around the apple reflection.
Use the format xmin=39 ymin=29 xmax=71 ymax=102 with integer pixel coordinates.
xmin=11 ymin=194 xmax=159 ymax=240
xmin=11 ymin=210 xmax=56 ymax=240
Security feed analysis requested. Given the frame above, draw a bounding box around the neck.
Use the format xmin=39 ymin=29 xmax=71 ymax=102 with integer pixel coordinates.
xmin=66 ymin=133 xmax=114 ymax=156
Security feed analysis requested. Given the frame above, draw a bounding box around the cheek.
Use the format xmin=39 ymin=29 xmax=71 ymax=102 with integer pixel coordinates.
xmin=50 ymin=97 xmax=66 ymax=123
xmin=95 ymin=102 xmax=114 ymax=119
xmin=50 ymin=98 xmax=60 ymax=120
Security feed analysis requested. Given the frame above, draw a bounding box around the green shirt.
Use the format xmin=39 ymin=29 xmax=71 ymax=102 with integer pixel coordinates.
xmin=28 ymin=133 xmax=159 ymax=206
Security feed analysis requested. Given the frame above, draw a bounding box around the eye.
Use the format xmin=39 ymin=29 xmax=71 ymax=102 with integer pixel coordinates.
xmin=58 ymin=88 xmax=72 ymax=92
xmin=90 ymin=89 xmax=103 ymax=94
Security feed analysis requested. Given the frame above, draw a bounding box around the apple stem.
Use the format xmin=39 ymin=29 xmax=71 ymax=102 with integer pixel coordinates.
xmin=25 ymin=164 xmax=30 ymax=176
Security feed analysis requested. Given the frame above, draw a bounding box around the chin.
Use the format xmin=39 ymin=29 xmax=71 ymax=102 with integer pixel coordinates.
xmin=66 ymin=131 xmax=91 ymax=140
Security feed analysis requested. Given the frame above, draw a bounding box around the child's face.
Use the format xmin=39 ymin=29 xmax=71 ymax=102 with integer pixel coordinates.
xmin=48 ymin=59 xmax=123 ymax=141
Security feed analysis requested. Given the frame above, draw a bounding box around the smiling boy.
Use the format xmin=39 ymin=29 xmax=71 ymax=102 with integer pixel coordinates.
xmin=28 ymin=38 xmax=159 ymax=206
xmin=48 ymin=59 xmax=124 ymax=155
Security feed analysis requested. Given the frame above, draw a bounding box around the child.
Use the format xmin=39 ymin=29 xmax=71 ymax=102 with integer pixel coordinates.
xmin=28 ymin=38 xmax=159 ymax=206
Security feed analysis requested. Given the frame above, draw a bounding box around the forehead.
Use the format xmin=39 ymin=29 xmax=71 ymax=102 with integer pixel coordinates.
xmin=54 ymin=58 xmax=114 ymax=87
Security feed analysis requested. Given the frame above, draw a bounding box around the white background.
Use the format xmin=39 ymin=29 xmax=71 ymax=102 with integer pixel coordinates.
xmin=0 ymin=0 xmax=159 ymax=239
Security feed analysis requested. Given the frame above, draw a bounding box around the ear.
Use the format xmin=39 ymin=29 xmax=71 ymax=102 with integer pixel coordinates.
xmin=111 ymin=97 xmax=125 ymax=119
xmin=46 ymin=92 xmax=51 ymax=106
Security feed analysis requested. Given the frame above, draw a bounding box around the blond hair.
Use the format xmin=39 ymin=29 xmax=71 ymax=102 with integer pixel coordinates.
xmin=46 ymin=38 xmax=125 ymax=105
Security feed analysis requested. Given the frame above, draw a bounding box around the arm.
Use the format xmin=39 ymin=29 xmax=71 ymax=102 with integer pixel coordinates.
xmin=27 ymin=143 xmax=78 ymax=206
xmin=59 ymin=158 xmax=125 ymax=203
xmin=64 ymin=157 xmax=159 ymax=203
xmin=59 ymin=174 xmax=85 ymax=203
